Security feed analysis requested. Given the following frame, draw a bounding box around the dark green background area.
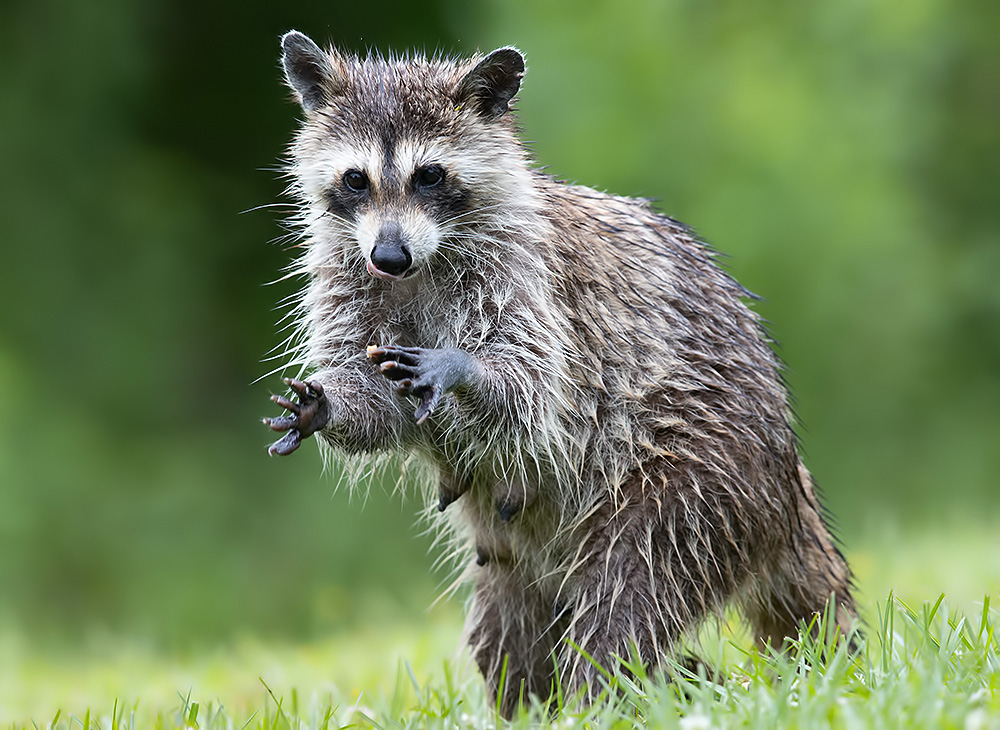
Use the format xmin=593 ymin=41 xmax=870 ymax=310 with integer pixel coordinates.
xmin=1 ymin=0 xmax=996 ymax=645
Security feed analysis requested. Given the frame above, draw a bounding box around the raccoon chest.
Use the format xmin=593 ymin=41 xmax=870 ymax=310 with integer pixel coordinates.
xmin=380 ymin=303 xmax=468 ymax=350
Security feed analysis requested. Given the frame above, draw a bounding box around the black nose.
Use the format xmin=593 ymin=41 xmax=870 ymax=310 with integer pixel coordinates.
xmin=371 ymin=242 xmax=412 ymax=276
xmin=371 ymin=223 xmax=412 ymax=276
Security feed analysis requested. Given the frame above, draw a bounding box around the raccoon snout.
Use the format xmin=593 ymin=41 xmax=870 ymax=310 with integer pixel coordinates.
xmin=369 ymin=223 xmax=413 ymax=279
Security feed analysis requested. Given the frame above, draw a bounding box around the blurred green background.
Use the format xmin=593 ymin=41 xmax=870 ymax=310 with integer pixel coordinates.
xmin=1 ymin=0 xmax=997 ymax=650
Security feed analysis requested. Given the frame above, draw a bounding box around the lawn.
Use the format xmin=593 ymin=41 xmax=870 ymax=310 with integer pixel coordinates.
xmin=3 ymin=523 xmax=998 ymax=729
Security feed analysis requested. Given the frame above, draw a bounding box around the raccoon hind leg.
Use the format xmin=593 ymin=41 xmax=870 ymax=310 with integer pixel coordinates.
xmin=467 ymin=560 xmax=566 ymax=718
xmin=744 ymin=465 xmax=858 ymax=652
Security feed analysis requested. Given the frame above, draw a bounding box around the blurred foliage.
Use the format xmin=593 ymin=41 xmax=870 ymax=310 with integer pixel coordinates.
xmin=0 ymin=0 xmax=997 ymax=644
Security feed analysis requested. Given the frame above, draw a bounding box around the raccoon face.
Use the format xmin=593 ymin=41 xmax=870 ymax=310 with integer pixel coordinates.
xmin=316 ymin=147 xmax=472 ymax=282
xmin=281 ymin=31 xmax=525 ymax=282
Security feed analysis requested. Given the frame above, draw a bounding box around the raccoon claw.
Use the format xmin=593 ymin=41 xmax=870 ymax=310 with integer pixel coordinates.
xmin=270 ymin=394 xmax=299 ymax=413
xmin=414 ymin=388 xmax=443 ymax=425
xmin=263 ymin=413 xmax=297 ymax=432
xmin=264 ymin=377 xmax=330 ymax=456
xmin=497 ymin=498 xmax=520 ymax=523
xmin=267 ymin=429 xmax=303 ymax=456
xmin=287 ymin=377 xmax=324 ymax=399
xmin=367 ymin=346 xmax=419 ymax=380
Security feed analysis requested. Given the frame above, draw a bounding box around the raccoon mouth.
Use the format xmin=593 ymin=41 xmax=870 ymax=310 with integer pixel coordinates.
xmin=366 ymin=260 xmax=416 ymax=281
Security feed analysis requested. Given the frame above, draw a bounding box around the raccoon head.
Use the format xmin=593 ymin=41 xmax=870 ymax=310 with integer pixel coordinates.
xmin=281 ymin=31 xmax=529 ymax=283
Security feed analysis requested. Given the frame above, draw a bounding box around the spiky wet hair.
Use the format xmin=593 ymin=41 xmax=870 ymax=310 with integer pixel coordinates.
xmin=281 ymin=31 xmax=524 ymax=120
xmin=271 ymin=34 xmax=859 ymax=716
xmin=278 ymin=33 xmax=548 ymax=285
xmin=275 ymin=34 xmax=568 ymax=481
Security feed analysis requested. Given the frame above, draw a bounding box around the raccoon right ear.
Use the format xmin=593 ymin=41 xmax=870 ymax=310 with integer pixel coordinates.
xmin=281 ymin=30 xmax=337 ymax=112
xmin=455 ymin=47 xmax=525 ymax=119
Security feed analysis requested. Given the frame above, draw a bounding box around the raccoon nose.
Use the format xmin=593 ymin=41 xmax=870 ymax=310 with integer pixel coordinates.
xmin=371 ymin=243 xmax=412 ymax=276
xmin=370 ymin=223 xmax=412 ymax=277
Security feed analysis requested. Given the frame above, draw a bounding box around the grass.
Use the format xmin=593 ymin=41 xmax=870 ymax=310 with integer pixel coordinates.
xmin=3 ymin=523 xmax=999 ymax=729
xmin=3 ymin=594 xmax=998 ymax=729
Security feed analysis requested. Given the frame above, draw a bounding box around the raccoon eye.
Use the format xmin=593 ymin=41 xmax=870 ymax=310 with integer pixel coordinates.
xmin=343 ymin=169 xmax=370 ymax=192
xmin=415 ymin=165 xmax=445 ymax=191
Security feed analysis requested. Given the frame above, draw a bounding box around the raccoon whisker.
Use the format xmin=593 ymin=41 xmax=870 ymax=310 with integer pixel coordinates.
xmin=436 ymin=202 xmax=510 ymax=228
xmin=241 ymin=202 xmax=298 ymax=215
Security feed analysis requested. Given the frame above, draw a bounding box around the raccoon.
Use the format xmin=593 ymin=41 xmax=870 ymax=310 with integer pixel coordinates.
xmin=264 ymin=30 xmax=858 ymax=715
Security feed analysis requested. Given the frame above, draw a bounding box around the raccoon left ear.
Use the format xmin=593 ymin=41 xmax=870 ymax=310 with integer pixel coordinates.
xmin=456 ymin=47 xmax=525 ymax=119
xmin=281 ymin=30 xmax=336 ymax=112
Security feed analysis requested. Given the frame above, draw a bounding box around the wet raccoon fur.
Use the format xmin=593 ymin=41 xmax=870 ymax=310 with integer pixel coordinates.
xmin=264 ymin=30 xmax=858 ymax=715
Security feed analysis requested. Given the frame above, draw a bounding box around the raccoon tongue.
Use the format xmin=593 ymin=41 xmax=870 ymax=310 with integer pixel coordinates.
xmin=366 ymin=259 xmax=405 ymax=282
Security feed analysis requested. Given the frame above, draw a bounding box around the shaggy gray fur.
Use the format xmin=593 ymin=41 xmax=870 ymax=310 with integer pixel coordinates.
xmin=265 ymin=31 xmax=857 ymax=716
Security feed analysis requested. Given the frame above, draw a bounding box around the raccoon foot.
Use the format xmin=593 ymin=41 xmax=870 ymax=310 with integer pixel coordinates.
xmin=263 ymin=378 xmax=331 ymax=456
xmin=438 ymin=470 xmax=471 ymax=512
xmin=494 ymin=479 xmax=538 ymax=522
xmin=367 ymin=345 xmax=481 ymax=424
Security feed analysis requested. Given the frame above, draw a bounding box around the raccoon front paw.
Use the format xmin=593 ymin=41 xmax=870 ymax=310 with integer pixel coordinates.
xmin=263 ymin=378 xmax=331 ymax=456
xmin=438 ymin=470 xmax=471 ymax=512
xmin=367 ymin=345 xmax=480 ymax=425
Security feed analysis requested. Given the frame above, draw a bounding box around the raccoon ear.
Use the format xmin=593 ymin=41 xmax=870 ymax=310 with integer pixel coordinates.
xmin=281 ymin=30 xmax=337 ymax=112
xmin=456 ymin=47 xmax=525 ymax=118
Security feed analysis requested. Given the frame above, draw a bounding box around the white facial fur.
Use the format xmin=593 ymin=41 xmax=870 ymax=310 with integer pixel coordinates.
xmin=296 ymin=139 xmax=448 ymax=271
xmin=293 ymin=114 xmax=539 ymax=281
